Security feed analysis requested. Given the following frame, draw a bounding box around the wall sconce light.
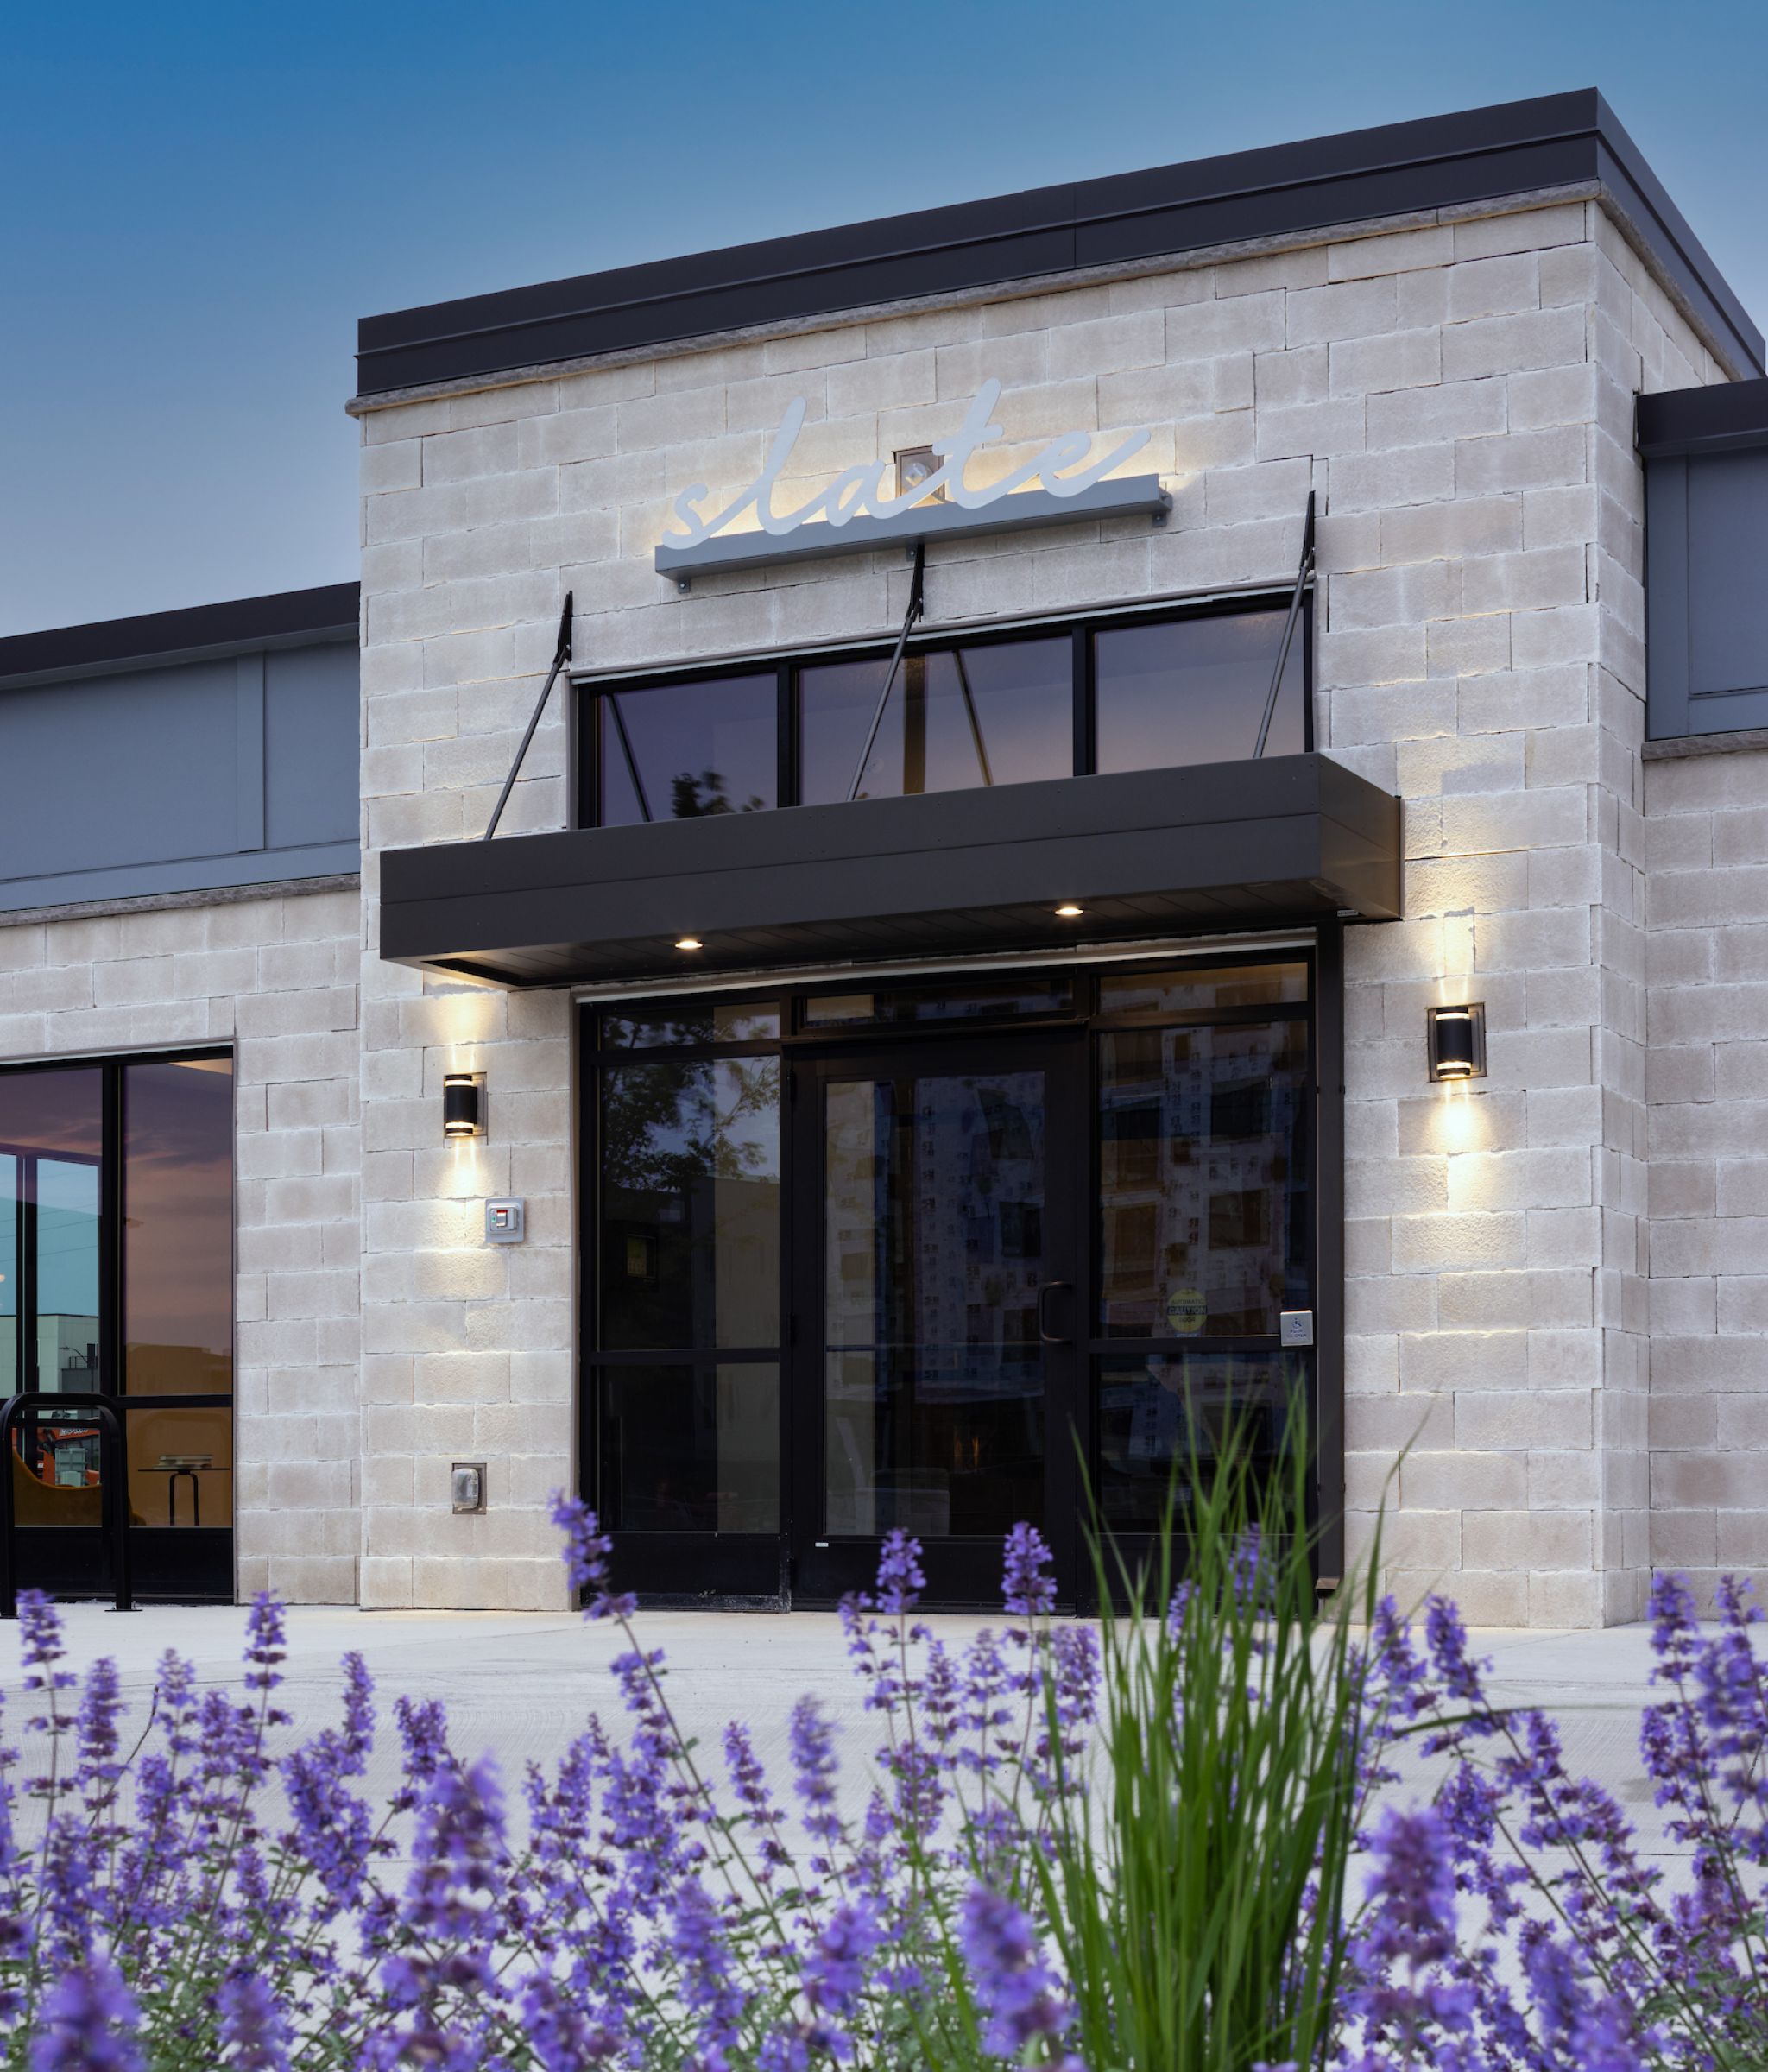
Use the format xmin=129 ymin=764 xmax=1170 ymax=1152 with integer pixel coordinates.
xmin=894 ymin=445 xmax=945 ymax=503
xmin=1426 ymin=1004 xmax=1487 ymax=1083
xmin=451 ymin=1462 xmax=487 ymax=1514
xmin=443 ymin=1071 xmax=486 ymax=1139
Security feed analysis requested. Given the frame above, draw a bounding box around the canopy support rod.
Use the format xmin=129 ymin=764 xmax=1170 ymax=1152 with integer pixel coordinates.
xmin=847 ymin=545 xmax=925 ymax=804
xmin=952 ymin=645 xmax=993 ymax=786
xmin=1254 ymin=493 xmax=1315 ymax=761
xmin=483 ymin=592 xmax=573 ymax=839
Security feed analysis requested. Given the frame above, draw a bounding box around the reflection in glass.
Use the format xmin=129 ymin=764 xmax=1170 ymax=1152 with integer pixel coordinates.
xmin=1098 ymin=1020 xmax=1310 ymax=1338
xmin=600 ymin=1002 xmax=780 ymax=1049
xmin=1096 ymin=1350 xmax=1303 ymax=1532
xmin=800 ymin=638 xmax=1071 ymax=805
xmin=0 ymin=1068 xmax=103 ymax=1399
xmin=600 ymin=673 xmax=777 ymax=826
xmin=598 ymin=1364 xmax=778 ymax=1532
xmin=1097 ymin=962 xmax=1308 ymax=1020
xmin=1094 ymin=610 xmax=1305 ymax=774
xmin=802 ymin=976 xmax=1074 ymax=1028
xmin=824 ymin=1071 xmax=1045 ymax=1539
xmin=598 ymin=1058 xmax=780 ymax=1349
xmin=0 ymin=1156 xmax=13 ymax=1398
xmin=35 ymin=1160 xmax=98 ymax=1392
xmin=125 ymin=1402 xmax=232 ymax=1528
xmin=124 ymin=1058 xmax=234 ymax=1395
xmin=9 ymin=1408 xmax=105 ymax=1530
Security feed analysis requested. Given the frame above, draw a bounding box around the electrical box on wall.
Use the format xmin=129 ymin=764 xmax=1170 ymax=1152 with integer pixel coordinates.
xmin=485 ymin=1198 xmax=525 ymax=1244
xmin=451 ymin=1462 xmax=486 ymax=1514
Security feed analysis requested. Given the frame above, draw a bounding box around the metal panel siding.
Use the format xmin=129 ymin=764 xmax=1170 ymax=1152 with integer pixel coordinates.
xmin=264 ymin=642 xmax=361 ymax=850
xmin=0 ymin=660 xmax=240 ymax=883
xmin=1686 ymin=455 xmax=1768 ymax=717
xmin=1645 ymin=439 xmax=1768 ymax=741
xmin=0 ymin=636 xmax=362 ymax=912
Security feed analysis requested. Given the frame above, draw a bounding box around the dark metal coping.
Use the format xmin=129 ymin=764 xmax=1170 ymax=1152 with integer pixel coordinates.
xmin=0 ymin=584 xmax=360 ymax=690
xmin=1637 ymin=376 xmax=1768 ymax=458
xmin=357 ymin=91 xmax=1763 ymax=398
xmin=379 ymin=755 xmax=1402 ymax=989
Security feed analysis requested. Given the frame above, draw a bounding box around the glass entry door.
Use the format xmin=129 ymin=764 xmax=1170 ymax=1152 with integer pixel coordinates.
xmin=0 ymin=1056 xmax=235 ymax=1602
xmin=581 ymin=955 xmax=1323 ymax=1609
xmin=790 ymin=1036 xmax=1082 ymax=1605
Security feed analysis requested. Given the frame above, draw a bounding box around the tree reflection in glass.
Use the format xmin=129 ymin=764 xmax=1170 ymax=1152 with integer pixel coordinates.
xmin=597 ymin=1057 xmax=780 ymax=1351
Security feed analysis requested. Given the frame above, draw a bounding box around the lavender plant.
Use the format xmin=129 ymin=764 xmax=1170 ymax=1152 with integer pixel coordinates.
xmin=0 ymin=1468 xmax=1759 ymax=2072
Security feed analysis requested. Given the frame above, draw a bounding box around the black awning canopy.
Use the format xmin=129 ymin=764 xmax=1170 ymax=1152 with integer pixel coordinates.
xmin=379 ymin=755 xmax=1402 ymax=989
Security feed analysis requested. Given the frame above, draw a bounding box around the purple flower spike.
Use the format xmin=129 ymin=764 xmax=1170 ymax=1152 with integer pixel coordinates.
xmin=550 ymin=1492 xmax=637 ymax=1620
xmin=958 ymin=1884 xmax=1076 ymax=2062
xmin=215 ymin=1966 xmax=289 ymax=2071
xmin=28 ymin=1964 xmax=143 ymax=2072
xmin=1002 ymin=1523 xmax=1057 ymax=1620
xmin=1360 ymin=1805 xmax=1457 ymax=1969
xmin=873 ymin=1530 xmax=925 ymax=1615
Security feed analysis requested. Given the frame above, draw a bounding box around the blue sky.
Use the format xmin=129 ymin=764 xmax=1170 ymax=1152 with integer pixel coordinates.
xmin=3 ymin=0 xmax=1764 ymax=635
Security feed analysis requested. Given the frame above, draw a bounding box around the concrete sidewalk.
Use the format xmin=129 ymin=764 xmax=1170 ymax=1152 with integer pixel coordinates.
xmin=5 ymin=1601 xmax=1689 ymax=1849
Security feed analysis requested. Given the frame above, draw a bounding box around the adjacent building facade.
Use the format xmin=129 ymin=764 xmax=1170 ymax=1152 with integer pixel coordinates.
xmin=4 ymin=90 xmax=1768 ymax=1623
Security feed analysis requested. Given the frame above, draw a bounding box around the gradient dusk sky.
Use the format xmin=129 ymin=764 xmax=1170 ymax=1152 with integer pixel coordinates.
xmin=3 ymin=0 xmax=1764 ymax=635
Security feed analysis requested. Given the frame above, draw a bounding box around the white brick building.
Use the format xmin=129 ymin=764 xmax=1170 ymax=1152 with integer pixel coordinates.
xmin=3 ymin=91 xmax=1766 ymax=1623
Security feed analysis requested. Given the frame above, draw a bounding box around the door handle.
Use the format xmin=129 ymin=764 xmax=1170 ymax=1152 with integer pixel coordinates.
xmin=1037 ymin=1281 xmax=1073 ymax=1345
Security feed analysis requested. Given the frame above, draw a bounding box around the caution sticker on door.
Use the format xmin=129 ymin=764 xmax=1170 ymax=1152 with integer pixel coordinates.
xmin=1165 ymin=1287 xmax=1207 ymax=1336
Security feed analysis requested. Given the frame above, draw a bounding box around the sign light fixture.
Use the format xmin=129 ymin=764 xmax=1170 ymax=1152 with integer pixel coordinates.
xmin=1427 ymin=1004 xmax=1487 ymax=1083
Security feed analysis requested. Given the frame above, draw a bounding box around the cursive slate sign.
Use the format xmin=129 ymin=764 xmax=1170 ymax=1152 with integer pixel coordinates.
xmin=654 ymin=377 xmax=1169 ymax=582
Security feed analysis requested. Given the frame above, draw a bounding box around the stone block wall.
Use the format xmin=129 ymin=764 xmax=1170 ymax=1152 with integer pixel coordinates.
xmin=1645 ymin=742 xmax=1768 ymax=1606
xmin=355 ymin=188 xmax=1737 ymax=1620
xmin=0 ymin=885 xmax=361 ymax=1601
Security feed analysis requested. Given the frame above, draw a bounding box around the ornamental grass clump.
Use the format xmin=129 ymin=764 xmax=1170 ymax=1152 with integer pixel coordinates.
xmin=0 ymin=1449 xmax=1763 ymax=2071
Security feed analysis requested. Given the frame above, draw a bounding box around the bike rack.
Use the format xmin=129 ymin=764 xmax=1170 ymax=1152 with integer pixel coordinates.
xmin=0 ymin=1393 xmax=134 ymax=1617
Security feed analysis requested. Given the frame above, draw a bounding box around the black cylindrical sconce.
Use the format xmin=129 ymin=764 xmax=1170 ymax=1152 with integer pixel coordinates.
xmin=443 ymin=1071 xmax=486 ymax=1139
xmin=1426 ymin=1004 xmax=1486 ymax=1083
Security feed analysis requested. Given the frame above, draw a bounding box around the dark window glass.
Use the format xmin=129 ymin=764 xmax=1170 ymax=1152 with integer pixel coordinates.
xmin=1097 ymin=1018 xmax=1310 ymax=1338
xmin=0 ymin=1069 xmax=102 ymax=1400
xmin=1096 ymin=1350 xmax=1303 ymax=1532
xmin=597 ymin=1363 xmax=778 ymax=1532
xmin=802 ymin=976 xmax=1073 ymax=1029
xmin=1094 ymin=610 xmax=1305 ymax=774
xmin=598 ymin=1058 xmax=780 ymax=1349
xmin=600 ymin=1001 xmax=780 ymax=1050
xmin=799 ymin=637 xmax=1070 ymax=805
xmin=600 ymin=673 xmax=777 ymax=826
xmin=126 ymin=1402 xmax=233 ymax=1530
xmin=123 ymin=1059 xmax=234 ymax=1395
xmin=1097 ymin=961 xmax=1308 ymax=1020
xmin=822 ymin=1066 xmax=1047 ymax=1538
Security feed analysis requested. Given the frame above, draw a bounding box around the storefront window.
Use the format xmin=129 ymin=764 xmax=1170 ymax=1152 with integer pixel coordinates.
xmin=589 ymin=1000 xmax=784 ymax=1541
xmin=799 ymin=636 xmax=1071 ymax=805
xmin=597 ymin=1056 xmax=780 ymax=1350
xmin=598 ymin=1365 xmax=778 ymax=1533
xmin=1093 ymin=610 xmax=1306 ymax=771
xmin=0 ymin=1053 xmax=233 ymax=1593
xmin=599 ymin=670 xmax=776 ymax=826
xmin=581 ymin=602 xmax=1312 ymax=830
xmin=1096 ymin=1349 xmax=1303 ymax=1532
xmin=1097 ymin=1015 xmax=1310 ymax=1339
xmin=123 ymin=1058 xmax=233 ymax=1394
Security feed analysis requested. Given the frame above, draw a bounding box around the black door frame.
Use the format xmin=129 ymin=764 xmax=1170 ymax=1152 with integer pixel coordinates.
xmin=785 ymin=1027 xmax=1085 ymax=1609
xmin=0 ymin=1050 xmax=236 ymax=1603
xmin=578 ymin=941 xmax=1341 ymax=1612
